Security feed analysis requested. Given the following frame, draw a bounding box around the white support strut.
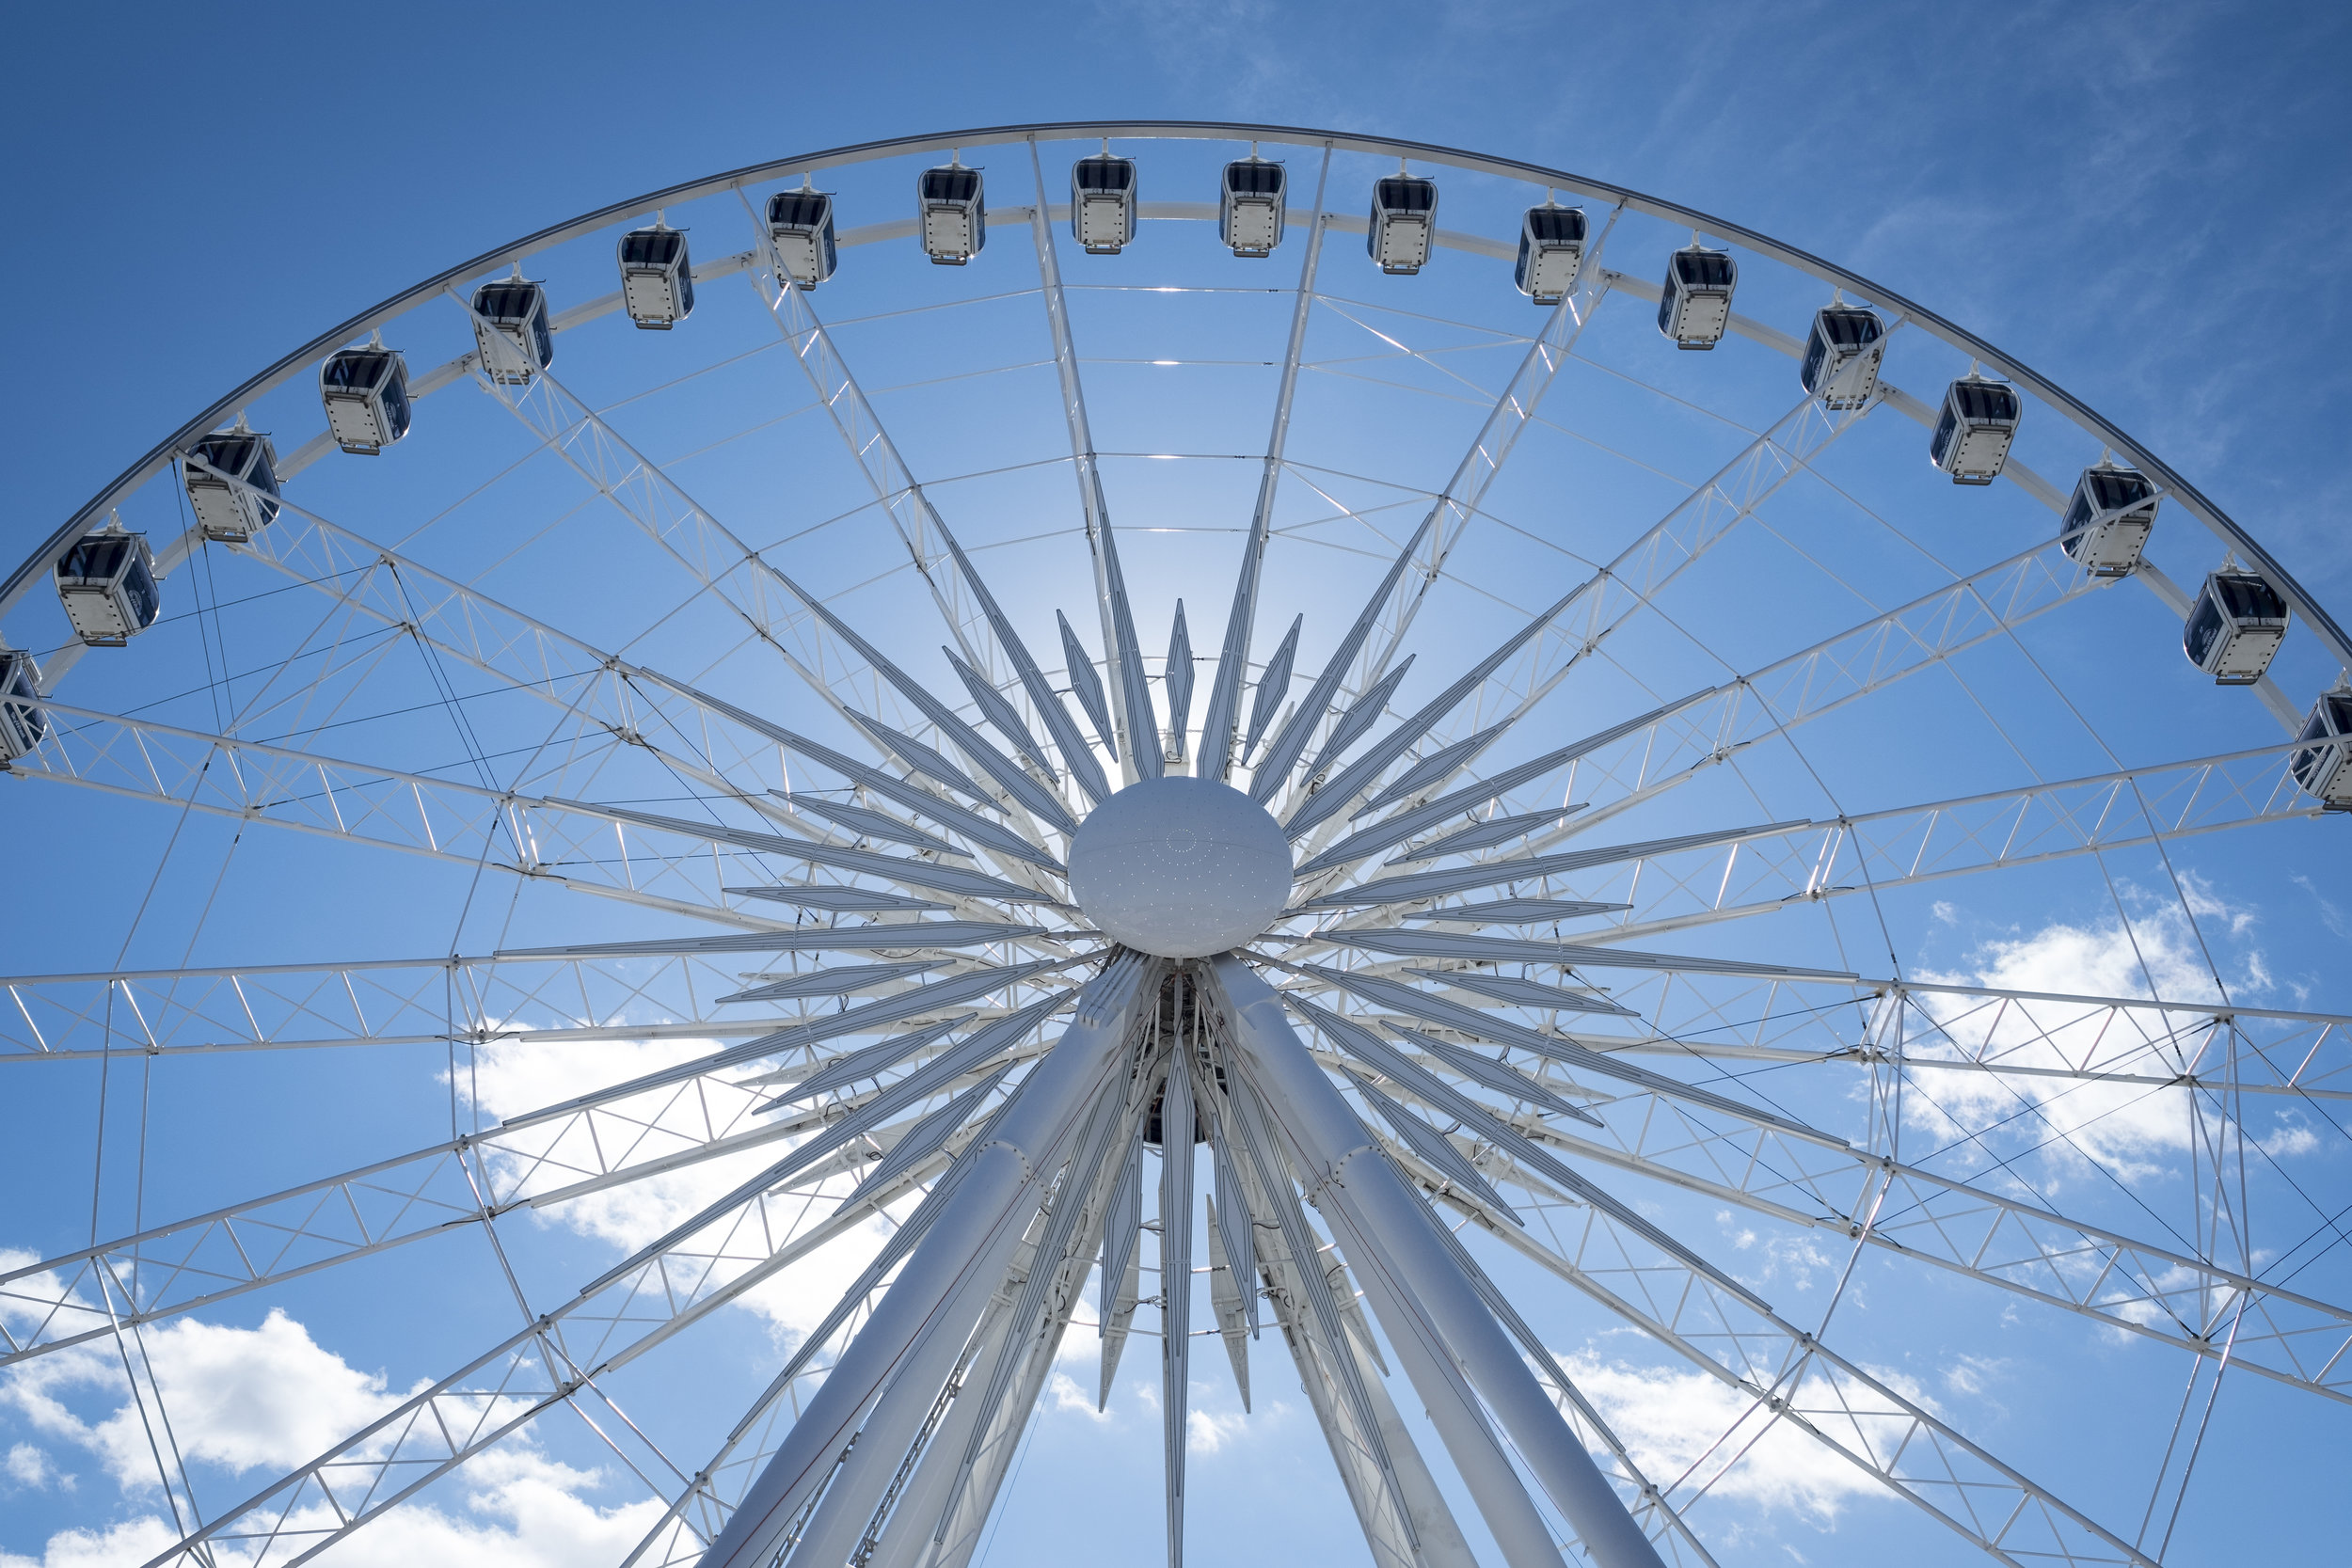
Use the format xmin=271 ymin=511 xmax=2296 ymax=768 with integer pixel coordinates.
xmin=1208 ymin=954 xmax=1668 ymax=1568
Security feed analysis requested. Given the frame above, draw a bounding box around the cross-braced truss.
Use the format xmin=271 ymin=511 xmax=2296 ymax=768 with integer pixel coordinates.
xmin=3 ymin=123 xmax=2344 ymax=1568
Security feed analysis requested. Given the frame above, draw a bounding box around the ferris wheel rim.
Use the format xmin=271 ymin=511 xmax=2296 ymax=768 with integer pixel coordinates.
xmin=7 ymin=117 xmax=2346 ymax=673
xmin=2 ymin=116 xmax=2343 ymax=1568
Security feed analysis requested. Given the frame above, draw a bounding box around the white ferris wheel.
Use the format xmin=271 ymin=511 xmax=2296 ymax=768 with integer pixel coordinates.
xmin=2 ymin=121 xmax=2348 ymax=1568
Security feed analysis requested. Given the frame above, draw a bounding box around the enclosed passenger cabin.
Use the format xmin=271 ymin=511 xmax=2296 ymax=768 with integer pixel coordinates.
xmin=617 ymin=224 xmax=693 ymax=328
xmin=1930 ymin=376 xmax=2021 ymax=484
xmin=0 ymin=649 xmax=42 ymax=761
xmin=1514 ymin=202 xmax=1586 ymax=304
xmin=319 ymin=345 xmax=411 ymax=454
xmin=917 ymin=163 xmax=985 ymax=265
xmin=470 ymin=277 xmax=554 ymax=385
xmin=2059 ymin=463 xmax=2158 ymax=576
xmin=1658 ymin=245 xmax=1737 ymax=348
xmin=1071 ymin=153 xmax=1136 ymax=254
xmin=183 ymin=431 xmax=281 ymax=542
xmin=2292 ymin=687 xmax=2352 ymax=807
xmin=55 ymin=529 xmax=160 ymax=647
xmin=1801 ymin=304 xmax=1886 ymax=409
xmin=2183 ymin=569 xmax=2288 ymax=683
xmin=766 ymin=187 xmax=837 ymax=289
xmin=1219 ymin=157 xmax=1285 ymax=257
xmin=1367 ymin=172 xmax=1438 ymax=275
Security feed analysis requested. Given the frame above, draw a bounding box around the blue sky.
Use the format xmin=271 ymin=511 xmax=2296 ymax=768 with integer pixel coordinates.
xmin=3 ymin=5 xmax=2351 ymax=1568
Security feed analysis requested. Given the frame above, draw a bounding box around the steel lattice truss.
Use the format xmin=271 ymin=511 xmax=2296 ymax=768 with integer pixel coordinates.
xmin=2 ymin=122 xmax=2346 ymax=1568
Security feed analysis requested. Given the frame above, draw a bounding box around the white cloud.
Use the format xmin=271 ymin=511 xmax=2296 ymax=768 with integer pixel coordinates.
xmin=2255 ymin=1116 xmax=2321 ymax=1159
xmin=5 ymin=1442 xmax=66 ymax=1490
xmin=1046 ymin=1371 xmax=1110 ymax=1421
xmin=1906 ymin=887 xmax=2283 ymax=1178
xmin=1564 ymin=1352 xmax=1931 ymax=1524
xmin=2 ymin=1309 xmax=413 ymax=1489
xmin=0 ymin=1447 xmax=664 ymax=1568
xmin=1940 ymin=1354 xmax=2008 ymax=1401
xmin=1721 ymin=1223 xmax=1837 ymax=1294
xmin=1185 ymin=1407 xmax=1248 ymax=1454
xmin=0 ymin=1304 xmax=660 ymax=1568
xmin=454 ymin=1036 xmax=911 ymax=1344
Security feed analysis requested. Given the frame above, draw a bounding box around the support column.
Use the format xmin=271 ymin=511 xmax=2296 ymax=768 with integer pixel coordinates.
xmin=1208 ymin=955 xmax=1668 ymax=1568
xmin=697 ymin=952 xmax=1156 ymax=1568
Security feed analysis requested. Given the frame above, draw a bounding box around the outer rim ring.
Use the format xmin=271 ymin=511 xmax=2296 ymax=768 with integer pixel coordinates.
xmin=8 ymin=118 xmax=2346 ymax=673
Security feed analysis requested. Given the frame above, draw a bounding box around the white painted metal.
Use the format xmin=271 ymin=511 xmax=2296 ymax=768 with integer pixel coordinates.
xmin=1066 ymin=778 xmax=1291 ymax=958
xmin=697 ymin=952 xmax=1153 ymax=1568
xmin=12 ymin=122 xmax=2349 ymax=1568
xmin=1213 ymin=954 xmax=1662 ymax=1568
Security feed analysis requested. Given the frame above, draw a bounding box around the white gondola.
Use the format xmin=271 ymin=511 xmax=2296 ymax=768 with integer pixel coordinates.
xmin=766 ymin=183 xmax=837 ymax=289
xmin=1071 ymin=150 xmax=1136 ymax=255
xmin=1367 ymin=170 xmax=1437 ymax=275
xmin=1801 ymin=303 xmax=1885 ymax=409
xmin=917 ymin=160 xmax=985 ymax=265
xmin=469 ymin=275 xmax=553 ymax=385
xmin=617 ymin=222 xmax=693 ymax=329
xmin=319 ymin=341 xmax=411 ymax=454
xmin=2292 ymin=684 xmax=2352 ymax=807
xmin=1513 ymin=200 xmax=1585 ymax=304
xmin=1658 ymin=244 xmax=1736 ymax=348
xmin=183 ymin=429 xmax=281 ymax=542
xmin=1219 ymin=156 xmax=1285 ymax=258
xmin=2183 ymin=567 xmax=2288 ymax=684
xmin=55 ymin=526 xmax=160 ymax=647
xmin=2058 ymin=462 xmax=2158 ymax=575
xmin=0 ymin=648 xmax=42 ymax=762
xmin=1930 ymin=375 xmax=2021 ymax=484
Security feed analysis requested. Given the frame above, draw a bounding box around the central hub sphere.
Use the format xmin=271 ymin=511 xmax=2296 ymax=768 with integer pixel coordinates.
xmin=1066 ymin=776 xmax=1293 ymax=958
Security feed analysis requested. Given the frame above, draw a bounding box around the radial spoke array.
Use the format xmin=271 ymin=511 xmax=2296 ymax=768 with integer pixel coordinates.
xmin=4 ymin=123 xmax=2343 ymax=1568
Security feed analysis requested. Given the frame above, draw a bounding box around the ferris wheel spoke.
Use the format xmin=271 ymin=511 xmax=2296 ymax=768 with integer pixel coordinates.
xmin=461 ymin=341 xmax=947 ymax=761
xmin=766 ymin=562 xmax=1079 ymax=835
xmin=1459 ymin=1180 xmax=2160 ymax=1567
xmin=0 ymin=941 xmax=1075 ymax=1062
xmin=1275 ymin=393 xmax=1859 ymax=855
xmin=1478 ymin=537 xmax=2116 ymax=859
xmin=1194 ymin=150 xmax=1331 ymax=784
xmin=911 ymin=1053 xmax=1137 ymax=1568
xmin=1244 ymin=282 xmax=1613 ymax=815
xmin=646 ymin=671 xmax=1058 ymax=872
xmin=1309 ymin=527 xmax=2090 ymax=876
xmin=1395 ymin=1172 xmax=1724 ymax=1568
xmin=1297 ymin=736 xmax=2323 ymax=953
xmin=691 ymin=952 xmax=1153 ymax=1568
xmin=10 ymin=701 xmax=1063 ymax=932
xmin=1548 ymin=740 xmax=2325 ymax=949
xmin=755 ymin=205 xmax=1109 ymax=808
xmin=123 ymin=1095 xmax=975 ymax=1568
xmin=1204 ymin=1049 xmax=1446 ymax=1568
xmin=1298 ymin=815 xmax=1808 ymax=912
xmin=1017 ymin=154 xmax=1153 ymax=784
xmin=617 ymin=1085 xmax=1033 ymax=1568
xmin=0 ymin=1003 xmax=1054 ymax=1370
xmin=213 ymin=495 xmax=814 ymax=802
xmin=1327 ymin=998 xmax=2352 ymax=1406
xmin=569 ymin=799 xmax=1061 ymax=905
xmin=1353 ymin=216 xmax=1619 ymax=688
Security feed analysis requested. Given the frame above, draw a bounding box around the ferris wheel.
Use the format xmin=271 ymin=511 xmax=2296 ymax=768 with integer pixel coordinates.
xmin=4 ymin=120 xmax=2350 ymax=1568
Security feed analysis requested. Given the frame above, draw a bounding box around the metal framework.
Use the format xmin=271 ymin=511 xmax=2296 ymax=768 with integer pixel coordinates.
xmin=3 ymin=122 xmax=2344 ymax=1568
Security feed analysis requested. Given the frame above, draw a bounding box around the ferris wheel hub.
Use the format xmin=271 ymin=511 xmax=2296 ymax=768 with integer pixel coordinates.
xmin=1066 ymin=776 xmax=1292 ymax=958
